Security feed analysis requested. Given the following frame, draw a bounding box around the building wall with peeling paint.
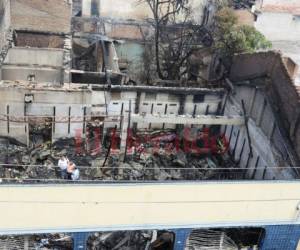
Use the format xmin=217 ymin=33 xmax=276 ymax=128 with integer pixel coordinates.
xmin=0 ymin=83 xmax=92 ymax=144
xmin=1 ymin=47 xmax=65 ymax=84
xmin=229 ymin=52 xmax=300 ymax=169
xmin=100 ymin=0 xmax=153 ymax=20
xmin=100 ymin=0 xmax=207 ymax=24
xmin=224 ymin=85 xmax=297 ymax=179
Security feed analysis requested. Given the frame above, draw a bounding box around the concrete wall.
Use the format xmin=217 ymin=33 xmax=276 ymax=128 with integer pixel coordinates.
xmin=1 ymin=65 xmax=63 ymax=84
xmin=1 ymin=47 xmax=65 ymax=83
xmin=0 ymin=87 xmax=27 ymax=143
xmin=230 ymin=52 xmax=300 ymax=162
xmin=91 ymin=90 xmax=107 ymax=116
xmin=90 ymin=88 xmax=223 ymax=130
xmin=0 ymin=83 xmax=224 ymax=144
xmin=4 ymin=47 xmax=64 ymax=67
xmin=223 ymin=84 xmax=297 ymax=180
xmin=100 ymin=0 xmax=207 ymax=23
xmin=0 ymin=84 xmax=92 ymax=144
xmin=100 ymin=0 xmax=151 ymax=20
xmin=138 ymin=92 xmax=180 ymax=129
xmin=255 ymin=12 xmax=300 ymax=41
xmin=82 ymin=0 xmax=92 ymax=16
xmin=137 ymin=92 xmax=222 ymax=129
xmin=105 ymin=91 xmax=137 ymax=129
xmin=184 ymin=94 xmax=220 ymax=115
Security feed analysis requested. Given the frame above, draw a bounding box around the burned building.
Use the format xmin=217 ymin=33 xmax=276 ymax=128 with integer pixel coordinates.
xmin=0 ymin=0 xmax=72 ymax=84
xmin=0 ymin=1 xmax=300 ymax=250
xmin=0 ymin=52 xmax=298 ymax=181
xmin=0 ymin=0 xmax=298 ymax=181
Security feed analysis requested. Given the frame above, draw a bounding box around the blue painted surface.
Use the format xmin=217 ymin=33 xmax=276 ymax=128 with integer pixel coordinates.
xmin=173 ymin=229 xmax=192 ymax=250
xmin=73 ymin=232 xmax=90 ymax=250
xmin=71 ymin=225 xmax=300 ymax=250
xmin=261 ymin=225 xmax=300 ymax=250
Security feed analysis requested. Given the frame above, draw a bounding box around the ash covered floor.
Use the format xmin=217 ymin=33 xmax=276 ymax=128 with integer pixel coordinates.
xmin=0 ymin=132 xmax=241 ymax=183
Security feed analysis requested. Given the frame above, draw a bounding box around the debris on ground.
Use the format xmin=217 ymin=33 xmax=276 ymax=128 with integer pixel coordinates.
xmin=87 ymin=230 xmax=174 ymax=250
xmin=0 ymin=233 xmax=72 ymax=250
xmin=0 ymin=134 xmax=241 ymax=183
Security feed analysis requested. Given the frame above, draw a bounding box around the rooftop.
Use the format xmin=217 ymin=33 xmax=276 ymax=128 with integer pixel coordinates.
xmin=260 ymin=3 xmax=300 ymax=15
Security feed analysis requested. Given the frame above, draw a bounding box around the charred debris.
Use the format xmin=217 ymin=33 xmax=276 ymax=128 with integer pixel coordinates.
xmin=0 ymin=0 xmax=299 ymax=183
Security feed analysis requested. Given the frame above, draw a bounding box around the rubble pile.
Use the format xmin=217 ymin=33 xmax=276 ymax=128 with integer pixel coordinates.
xmin=87 ymin=230 xmax=174 ymax=250
xmin=0 ymin=136 xmax=241 ymax=182
xmin=0 ymin=233 xmax=72 ymax=250
xmin=115 ymin=148 xmax=240 ymax=181
xmin=118 ymin=153 xmax=230 ymax=181
xmin=0 ymin=137 xmax=99 ymax=181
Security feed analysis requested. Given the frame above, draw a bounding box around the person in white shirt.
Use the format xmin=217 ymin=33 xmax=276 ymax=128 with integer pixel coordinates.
xmin=58 ymin=155 xmax=68 ymax=179
xmin=67 ymin=161 xmax=80 ymax=181
xmin=71 ymin=168 xmax=80 ymax=181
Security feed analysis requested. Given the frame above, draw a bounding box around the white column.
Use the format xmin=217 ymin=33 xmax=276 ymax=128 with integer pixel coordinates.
xmin=82 ymin=0 xmax=92 ymax=16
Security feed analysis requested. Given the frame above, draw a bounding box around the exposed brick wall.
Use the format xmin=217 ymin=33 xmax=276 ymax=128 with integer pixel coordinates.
xmin=10 ymin=0 xmax=71 ymax=34
xmin=15 ymin=32 xmax=65 ymax=48
xmin=230 ymin=51 xmax=300 ymax=160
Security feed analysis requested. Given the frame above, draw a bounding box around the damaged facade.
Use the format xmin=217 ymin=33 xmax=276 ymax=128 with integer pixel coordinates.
xmin=0 ymin=0 xmax=300 ymax=249
xmin=0 ymin=0 xmax=298 ymax=181
xmin=0 ymin=0 xmax=72 ymax=84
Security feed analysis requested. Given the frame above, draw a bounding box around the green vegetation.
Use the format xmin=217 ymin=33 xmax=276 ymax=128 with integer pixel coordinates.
xmin=214 ymin=7 xmax=272 ymax=58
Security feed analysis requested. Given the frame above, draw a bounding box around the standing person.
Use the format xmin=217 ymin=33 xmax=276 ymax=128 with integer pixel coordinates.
xmin=67 ymin=161 xmax=76 ymax=180
xmin=71 ymin=167 xmax=80 ymax=181
xmin=67 ymin=161 xmax=80 ymax=181
xmin=58 ymin=155 xmax=68 ymax=179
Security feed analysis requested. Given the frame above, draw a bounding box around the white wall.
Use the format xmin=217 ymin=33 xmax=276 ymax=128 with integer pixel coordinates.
xmin=0 ymin=87 xmax=27 ymax=143
xmin=91 ymin=90 xmax=107 ymax=116
xmin=255 ymin=10 xmax=300 ymax=83
xmin=138 ymin=92 xmax=181 ymax=129
xmin=82 ymin=0 xmax=92 ymax=16
xmin=4 ymin=47 xmax=64 ymax=66
xmin=255 ymin=12 xmax=300 ymax=41
xmin=100 ymin=0 xmax=207 ymax=24
xmin=105 ymin=91 xmax=137 ymax=129
xmin=1 ymin=65 xmax=63 ymax=83
xmin=0 ymin=84 xmax=92 ymax=144
xmin=1 ymin=48 xmax=65 ymax=83
xmin=100 ymin=0 xmax=151 ymax=20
